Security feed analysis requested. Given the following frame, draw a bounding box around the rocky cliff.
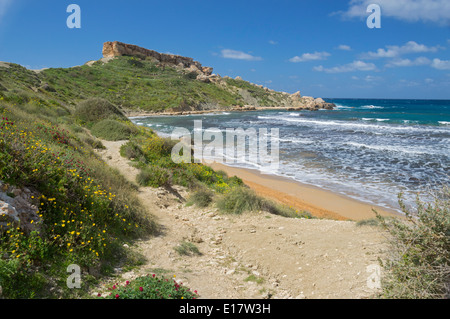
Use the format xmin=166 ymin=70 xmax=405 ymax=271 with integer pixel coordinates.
xmin=103 ymin=41 xmax=213 ymax=76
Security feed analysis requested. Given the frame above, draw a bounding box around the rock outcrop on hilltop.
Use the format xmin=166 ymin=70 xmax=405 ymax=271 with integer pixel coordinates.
xmin=102 ymin=41 xmax=213 ymax=76
xmin=101 ymin=41 xmax=335 ymax=111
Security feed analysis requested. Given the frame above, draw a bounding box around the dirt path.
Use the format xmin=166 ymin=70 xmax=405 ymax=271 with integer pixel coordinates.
xmin=95 ymin=140 xmax=387 ymax=299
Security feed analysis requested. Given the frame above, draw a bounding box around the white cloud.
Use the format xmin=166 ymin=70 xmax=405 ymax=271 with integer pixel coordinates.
xmin=337 ymin=44 xmax=352 ymax=51
xmin=339 ymin=0 xmax=450 ymax=25
xmin=220 ymin=49 xmax=262 ymax=61
xmin=268 ymin=40 xmax=278 ymax=45
xmin=0 ymin=0 xmax=13 ymax=20
xmin=431 ymin=58 xmax=450 ymax=70
xmin=398 ymin=79 xmax=420 ymax=87
xmin=361 ymin=41 xmax=440 ymax=59
xmin=364 ymin=75 xmax=382 ymax=82
xmin=385 ymin=57 xmax=431 ymax=67
xmin=289 ymin=51 xmax=331 ymax=63
xmin=314 ymin=60 xmax=377 ymax=73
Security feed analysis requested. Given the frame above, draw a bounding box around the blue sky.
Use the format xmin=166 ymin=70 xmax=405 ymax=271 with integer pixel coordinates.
xmin=0 ymin=0 xmax=449 ymax=99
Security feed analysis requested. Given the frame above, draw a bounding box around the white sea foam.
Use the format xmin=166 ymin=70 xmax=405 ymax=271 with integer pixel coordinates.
xmin=361 ymin=105 xmax=384 ymax=109
xmin=345 ymin=142 xmax=428 ymax=155
xmin=257 ymin=115 xmax=446 ymax=133
xmin=334 ymin=104 xmax=353 ymax=110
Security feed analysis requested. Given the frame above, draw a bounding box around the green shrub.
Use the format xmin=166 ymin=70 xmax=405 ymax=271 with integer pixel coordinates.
xmin=120 ymin=141 xmax=146 ymax=161
xmin=80 ymin=135 xmax=105 ymax=150
xmin=142 ymin=136 xmax=179 ymax=160
xmin=187 ymin=189 xmax=214 ymax=208
xmin=91 ymin=119 xmax=138 ymax=141
xmin=99 ymin=274 xmax=198 ymax=299
xmin=184 ymin=72 xmax=199 ymax=80
xmin=216 ymin=186 xmax=267 ymax=215
xmin=0 ymin=259 xmax=46 ymax=299
xmin=356 ymin=218 xmax=381 ymax=227
xmin=217 ymin=186 xmax=311 ymax=218
xmin=137 ymin=166 xmax=172 ymax=188
xmin=376 ymin=188 xmax=450 ymax=299
xmin=74 ymin=98 xmax=126 ymax=123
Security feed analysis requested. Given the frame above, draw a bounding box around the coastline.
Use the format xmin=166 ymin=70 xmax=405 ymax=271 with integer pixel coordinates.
xmin=126 ymin=105 xmax=315 ymax=118
xmin=207 ymin=162 xmax=402 ymax=221
xmin=128 ymin=113 xmax=403 ymax=222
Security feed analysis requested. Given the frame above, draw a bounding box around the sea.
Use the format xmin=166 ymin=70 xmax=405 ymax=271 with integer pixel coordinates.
xmin=130 ymin=99 xmax=450 ymax=213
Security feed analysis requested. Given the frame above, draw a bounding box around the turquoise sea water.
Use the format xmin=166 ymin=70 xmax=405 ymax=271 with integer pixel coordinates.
xmin=131 ymin=99 xmax=450 ymax=213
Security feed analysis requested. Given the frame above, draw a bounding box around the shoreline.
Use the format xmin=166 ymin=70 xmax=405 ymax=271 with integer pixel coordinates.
xmin=126 ymin=105 xmax=317 ymax=118
xmin=207 ymin=162 xmax=402 ymax=221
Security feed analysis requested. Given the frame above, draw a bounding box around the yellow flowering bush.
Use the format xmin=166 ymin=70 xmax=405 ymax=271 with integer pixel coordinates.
xmin=0 ymin=107 xmax=147 ymax=297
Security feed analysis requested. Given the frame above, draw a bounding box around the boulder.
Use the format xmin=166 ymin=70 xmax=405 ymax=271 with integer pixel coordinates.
xmin=196 ymin=74 xmax=211 ymax=83
xmin=202 ymin=67 xmax=213 ymax=76
xmin=0 ymin=181 xmax=41 ymax=234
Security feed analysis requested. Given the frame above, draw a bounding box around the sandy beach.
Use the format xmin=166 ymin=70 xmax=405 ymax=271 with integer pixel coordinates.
xmin=208 ymin=162 xmax=401 ymax=221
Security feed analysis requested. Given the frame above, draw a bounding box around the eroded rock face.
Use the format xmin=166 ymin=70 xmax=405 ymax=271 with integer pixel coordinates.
xmin=0 ymin=181 xmax=41 ymax=234
xmin=102 ymin=41 xmax=213 ymax=76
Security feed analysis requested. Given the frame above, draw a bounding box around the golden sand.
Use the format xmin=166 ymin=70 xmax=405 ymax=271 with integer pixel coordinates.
xmin=208 ymin=162 xmax=401 ymax=221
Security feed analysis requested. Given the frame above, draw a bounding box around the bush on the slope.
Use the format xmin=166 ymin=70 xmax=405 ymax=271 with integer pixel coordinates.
xmin=74 ymin=98 xmax=126 ymax=123
xmin=0 ymin=106 xmax=156 ymax=298
xmin=187 ymin=189 xmax=214 ymax=208
xmin=120 ymin=141 xmax=146 ymax=162
xmin=91 ymin=119 xmax=138 ymax=141
xmin=136 ymin=166 xmax=172 ymax=188
xmin=376 ymin=187 xmax=450 ymax=299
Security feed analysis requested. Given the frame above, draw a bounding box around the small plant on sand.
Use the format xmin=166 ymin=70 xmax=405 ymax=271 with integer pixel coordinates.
xmin=356 ymin=218 xmax=381 ymax=227
xmin=98 ymin=274 xmax=199 ymax=299
xmin=174 ymin=241 xmax=201 ymax=256
xmin=187 ymin=189 xmax=214 ymax=208
xmin=244 ymin=274 xmax=265 ymax=285
xmin=217 ymin=186 xmax=312 ymax=219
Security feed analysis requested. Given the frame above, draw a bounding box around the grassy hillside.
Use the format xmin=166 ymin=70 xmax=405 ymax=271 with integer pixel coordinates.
xmin=0 ymin=56 xmax=295 ymax=114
